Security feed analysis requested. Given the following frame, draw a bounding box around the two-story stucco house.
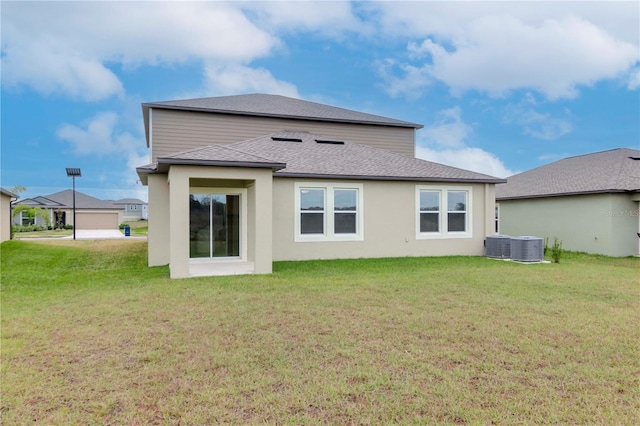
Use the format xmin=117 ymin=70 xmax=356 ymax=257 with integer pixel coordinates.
xmin=136 ymin=94 xmax=504 ymax=278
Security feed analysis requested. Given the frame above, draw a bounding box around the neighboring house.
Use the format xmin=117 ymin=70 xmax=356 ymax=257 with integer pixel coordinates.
xmin=137 ymin=93 xmax=504 ymax=278
xmin=14 ymin=190 xmax=124 ymax=230
xmin=496 ymin=148 xmax=640 ymax=257
xmin=1 ymin=188 xmax=18 ymax=242
xmin=113 ymin=198 xmax=148 ymax=221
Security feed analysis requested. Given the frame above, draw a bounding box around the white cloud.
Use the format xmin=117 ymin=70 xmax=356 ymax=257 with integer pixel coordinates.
xmin=375 ymin=59 xmax=432 ymax=99
xmin=503 ymin=98 xmax=573 ymax=141
xmin=417 ymin=107 xmax=515 ymax=178
xmin=246 ymin=1 xmax=369 ymax=37
xmin=373 ymin=4 xmax=640 ymax=100
xmin=56 ymin=112 xmax=151 ymax=201
xmin=204 ymin=64 xmax=300 ymax=98
xmin=2 ymin=2 xmax=278 ymax=100
xmin=56 ymin=111 xmax=150 ymax=175
xmin=57 ymin=112 xmax=128 ymax=156
xmin=421 ymin=107 xmax=471 ymax=148
xmin=417 ymin=146 xmax=516 ymax=179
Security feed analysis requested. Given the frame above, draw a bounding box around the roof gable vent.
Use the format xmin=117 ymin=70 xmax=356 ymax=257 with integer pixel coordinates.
xmin=272 ymin=136 xmax=302 ymax=142
xmin=315 ymin=139 xmax=344 ymax=145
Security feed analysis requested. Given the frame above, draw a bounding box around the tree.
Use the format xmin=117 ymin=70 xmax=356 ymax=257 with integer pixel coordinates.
xmin=12 ymin=205 xmax=50 ymax=227
xmin=8 ymin=185 xmax=26 ymax=197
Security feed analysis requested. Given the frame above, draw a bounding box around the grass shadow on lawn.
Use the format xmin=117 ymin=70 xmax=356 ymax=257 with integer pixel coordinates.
xmin=1 ymin=240 xmax=639 ymax=424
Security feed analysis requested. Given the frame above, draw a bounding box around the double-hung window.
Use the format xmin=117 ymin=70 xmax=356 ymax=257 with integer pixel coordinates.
xmin=300 ymin=188 xmax=325 ymax=234
xmin=296 ymin=183 xmax=364 ymax=242
xmin=416 ymin=186 xmax=472 ymax=238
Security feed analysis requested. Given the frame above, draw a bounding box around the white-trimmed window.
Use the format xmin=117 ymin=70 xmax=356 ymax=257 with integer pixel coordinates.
xmin=295 ymin=182 xmax=364 ymax=242
xmin=416 ymin=186 xmax=472 ymax=239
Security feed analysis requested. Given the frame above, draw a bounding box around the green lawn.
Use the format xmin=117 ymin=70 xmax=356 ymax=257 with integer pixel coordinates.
xmin=1 ymin=240 xmax=638 ymax=424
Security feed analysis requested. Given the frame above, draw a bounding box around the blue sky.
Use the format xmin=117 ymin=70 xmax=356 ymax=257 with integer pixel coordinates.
xmin=2 ymin=1 xmax=639 ymax=202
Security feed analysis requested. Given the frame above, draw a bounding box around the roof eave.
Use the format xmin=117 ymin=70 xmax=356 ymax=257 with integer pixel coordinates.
xmin=496 ymin=188 xmax=636 ymax=201
xmin=275 ymin=172 xmax=505 ymax=184
xmin=156 ymin=158 xmax=287 ymax=172
xmin=142 ymin=104 xmax=151 ymax=148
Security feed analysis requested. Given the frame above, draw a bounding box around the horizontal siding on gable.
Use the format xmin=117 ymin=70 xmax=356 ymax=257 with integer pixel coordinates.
xmin=151 ymin=109 xmax=415 ymax=161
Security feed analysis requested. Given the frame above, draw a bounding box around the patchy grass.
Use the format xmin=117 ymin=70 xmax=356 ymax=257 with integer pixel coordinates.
xmin=12 ymin=228 xmax=73 ymax=239
xmin=1 ymin=240 xmax=638 ymax=424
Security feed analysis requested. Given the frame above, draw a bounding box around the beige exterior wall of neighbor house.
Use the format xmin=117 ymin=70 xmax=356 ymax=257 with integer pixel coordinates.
xmin=272 ymin=178 xmax=493 ymax=261
xmin=150 ymin=108 xmax=415 ymax=161
xmin=1 ymin=191 xmax=13 ymax=242
xmin=158 ymin=165 xmax=274 ymax=278
xmin=499 ymin=193 xmax=640 ymax=257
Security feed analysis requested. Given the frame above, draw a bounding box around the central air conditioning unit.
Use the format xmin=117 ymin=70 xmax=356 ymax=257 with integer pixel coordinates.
xmin=510 ymin=236 xmax=544 ymax=262
xmin=485 ymin=235 xmax=511 ymax=259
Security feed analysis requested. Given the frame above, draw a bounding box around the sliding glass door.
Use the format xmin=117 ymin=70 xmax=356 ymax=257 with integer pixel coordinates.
xmin=190 ymin=193 xmax=240 ymax=259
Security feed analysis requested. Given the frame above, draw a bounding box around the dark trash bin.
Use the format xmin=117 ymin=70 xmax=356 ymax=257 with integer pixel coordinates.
xmin=124 ymin=225 xmax=130 ymax=237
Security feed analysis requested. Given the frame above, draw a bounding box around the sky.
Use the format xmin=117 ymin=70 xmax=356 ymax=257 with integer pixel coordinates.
xmin=2 ymin=1 xmax=639 ymax=203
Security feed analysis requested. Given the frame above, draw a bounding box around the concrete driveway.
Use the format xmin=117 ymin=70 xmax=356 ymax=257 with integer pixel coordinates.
xmin=63 ymin=229 xmax=125 ymax=239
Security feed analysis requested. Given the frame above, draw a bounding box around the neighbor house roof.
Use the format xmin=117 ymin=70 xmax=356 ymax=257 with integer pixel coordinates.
xmin=142 ymin=94 xmax=423 ymax=145
xmin=138 ymin=131 xmax=504 ymax=184
xmin=113 ymin=198 xmax=147 ymax=205
xmin=15 ymin=196 xmax=65 ymax=208
xmin=19 ymin=190 xmax=124 ymax=210
xmin=496 ymin=148 xmax=640 ymax=200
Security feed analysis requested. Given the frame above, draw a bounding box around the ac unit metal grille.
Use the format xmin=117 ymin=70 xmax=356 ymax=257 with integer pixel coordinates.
xmin=486 ymin=235 xmax=511 ymax=258
xmin=510 ymin=236 xmax=544 ymax=262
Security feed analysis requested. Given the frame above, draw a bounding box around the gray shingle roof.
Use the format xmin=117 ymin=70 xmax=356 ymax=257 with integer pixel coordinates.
xmin=144 ymin=131 xmax=503 ymax=184
xmin=143 ymin=93 xmax=422 ymax=129
xmin=42 ymin=190 xmax=123 ymax=210
xmin=114 ymin=198 xmax=147 ymax=205
xmin=17 ymin=196 xmax=65 ymax=208
xmin=496 ymin=148 xmax=640 ymax=200
xmin=157 ymin=144 xmax=286 ymax=172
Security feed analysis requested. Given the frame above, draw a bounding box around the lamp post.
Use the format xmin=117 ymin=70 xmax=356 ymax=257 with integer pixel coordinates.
xmin=66 ymin=168 xmax=81 ymax=240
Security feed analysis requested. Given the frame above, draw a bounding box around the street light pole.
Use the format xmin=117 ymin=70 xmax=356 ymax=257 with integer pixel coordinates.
xmin=65 ymin=168 xmax=81 ymax=240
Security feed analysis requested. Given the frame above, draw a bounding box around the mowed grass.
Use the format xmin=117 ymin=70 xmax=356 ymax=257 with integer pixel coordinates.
xmin=1 ymin=241 xmax=638 ymax=424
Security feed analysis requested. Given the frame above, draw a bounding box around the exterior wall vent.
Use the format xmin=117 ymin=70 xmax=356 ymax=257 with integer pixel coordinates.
xmin=510 ymin=236 xmax=544 ymax=262
xmin=272 ymin=137 xmax=302 ymax=142
xmin=485 ymin=235 xmax=511 ymax=259
xmin=315 ymin=139 xmax=344 ymax=145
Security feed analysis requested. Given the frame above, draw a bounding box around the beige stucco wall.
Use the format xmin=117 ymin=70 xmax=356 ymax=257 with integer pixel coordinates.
xmin=272 ymin=178 xmax=493 ymax=261
xmin=150 ymin=108 xmax=416 ymax=161
xmin=148 ymin=174 xmax=170 ymax=266
xmin=155 ymin=165 xmax=274 ymax=278
xmin=499 ymin=193 xmax=640 ymax=257
xmin=1 ymin=192 xmax=12 ymax=242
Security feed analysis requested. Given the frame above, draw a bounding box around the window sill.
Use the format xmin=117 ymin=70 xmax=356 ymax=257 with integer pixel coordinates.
xmin=295 ymin=234 xmax=364 ymax=243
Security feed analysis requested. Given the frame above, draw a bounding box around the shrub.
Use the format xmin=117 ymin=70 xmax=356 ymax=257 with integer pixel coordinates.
xmin=12 ymin=225 xmax=45 ymax=233
xmin=551 ymin=237 xmax=563 ymax=263
xmin=63 ymin=224 xmax=74 ymax=230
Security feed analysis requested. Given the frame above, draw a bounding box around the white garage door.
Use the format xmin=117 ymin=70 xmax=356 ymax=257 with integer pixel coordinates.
xmin=75 ymin=212 xmax=119 ymax=230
